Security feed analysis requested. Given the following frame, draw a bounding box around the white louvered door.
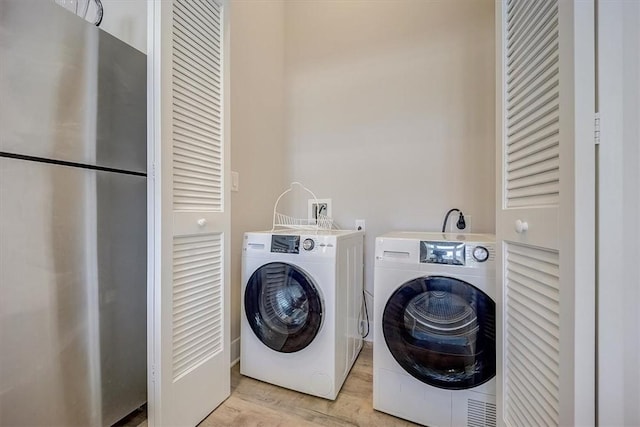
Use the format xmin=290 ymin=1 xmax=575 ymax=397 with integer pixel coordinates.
xmin=495 ymin=1 xmax=595 ymax=426
xmin=149 ymin=0 xmax=230 ymax=425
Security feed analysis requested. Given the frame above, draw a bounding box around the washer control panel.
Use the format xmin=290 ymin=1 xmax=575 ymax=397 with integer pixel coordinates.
xmin=258 ymin=234 xmax=335 ymax=256
xmin=298 ymin=236 xmax=335 ymax=253
xmin=271 ymin=235 xmax=300 ymax=254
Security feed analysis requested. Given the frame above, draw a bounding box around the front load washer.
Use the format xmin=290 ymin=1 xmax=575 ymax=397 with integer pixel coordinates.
xmin=373 ymin=232 xmax=496 ymax=427
xmin=241 ymin=229 xmax=364 ymax=399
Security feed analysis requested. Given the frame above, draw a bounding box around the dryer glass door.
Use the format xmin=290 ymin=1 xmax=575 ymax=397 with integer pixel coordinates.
xmin=383 ymin=275 xmax=495 ymax=390
xmin=244 ymin=262 xmax=323 ymax=353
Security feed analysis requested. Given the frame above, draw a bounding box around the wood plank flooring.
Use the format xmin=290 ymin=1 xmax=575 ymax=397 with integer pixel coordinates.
xmin=132 ymin=342 xmax=419 ymax=427
xmin=199 ymin=342 xmax=418 ymax=427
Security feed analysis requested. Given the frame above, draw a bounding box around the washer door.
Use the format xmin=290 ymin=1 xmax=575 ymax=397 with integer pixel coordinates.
xmin=244 ymin=262 xmax=323 ymax=353
xmin=383 ymin=275 xmax=495 ymax=390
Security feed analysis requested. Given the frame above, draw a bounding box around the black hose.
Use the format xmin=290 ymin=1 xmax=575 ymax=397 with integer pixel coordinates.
xmin=94 ymin=0 xmax=103 ymax=26
xmin=442 ymin=208 xmax=461 ymax=232
xmin=361 ymin=289 xmax=370 ymax=339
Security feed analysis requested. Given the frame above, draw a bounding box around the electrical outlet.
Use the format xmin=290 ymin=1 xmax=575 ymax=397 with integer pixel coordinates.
xmin=308 ymin=199 xmax=332 ymax=222
xmin=449 ymin=215 xmax=472 ymax=233
xmin=355 ymin=219 xmax=365 ymax=231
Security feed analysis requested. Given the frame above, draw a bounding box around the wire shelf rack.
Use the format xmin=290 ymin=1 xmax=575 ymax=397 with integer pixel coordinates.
xmin=271 ymin=182 xmax=334 ymax=232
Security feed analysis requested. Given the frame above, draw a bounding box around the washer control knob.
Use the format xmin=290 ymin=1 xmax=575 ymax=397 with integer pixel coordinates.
xmin=472 ymin=246 xmax=489 ymax=262
xmin=302 ymin=238 xmax=315 ymax=251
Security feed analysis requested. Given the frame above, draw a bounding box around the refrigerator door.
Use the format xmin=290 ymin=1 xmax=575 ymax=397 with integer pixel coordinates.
xmin=0 ymin=157 xmax=147 ymax=426
xmin=0 ymin=0 xmax=146 ymax=174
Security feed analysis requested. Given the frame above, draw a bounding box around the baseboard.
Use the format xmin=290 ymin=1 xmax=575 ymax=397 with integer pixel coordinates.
xmin=230 ymin=336 xmax=240 ymax=367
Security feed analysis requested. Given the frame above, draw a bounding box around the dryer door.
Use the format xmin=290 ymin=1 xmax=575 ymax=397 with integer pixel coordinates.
xmin=383 ymin=275 xmax=495 ymax=390
xmin=244 ymin=262 xmax=323 ymax=353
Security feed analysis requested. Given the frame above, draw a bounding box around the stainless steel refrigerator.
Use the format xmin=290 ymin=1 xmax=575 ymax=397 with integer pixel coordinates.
xmin=0 ymin=1 xmax=147 ymax=425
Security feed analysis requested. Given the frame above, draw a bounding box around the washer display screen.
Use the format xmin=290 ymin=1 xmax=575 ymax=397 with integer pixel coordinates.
xmin=382 ymin=275 xmax=496 ymax=390
xmin=271 ymin=235 xmax=300 ymax=254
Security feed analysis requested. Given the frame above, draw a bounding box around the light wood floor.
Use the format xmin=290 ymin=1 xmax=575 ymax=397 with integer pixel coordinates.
xmin=199 ymin=342 xmax=419 ymax=427
xmin=132 ymin=342 xmax=419 ymax=427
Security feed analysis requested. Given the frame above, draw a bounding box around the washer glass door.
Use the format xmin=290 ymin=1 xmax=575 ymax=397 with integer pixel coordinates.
xmin=245 ymin=262 xmax=323 ymax=353
xmin=383 ymin=275 xmax=495 ymax=389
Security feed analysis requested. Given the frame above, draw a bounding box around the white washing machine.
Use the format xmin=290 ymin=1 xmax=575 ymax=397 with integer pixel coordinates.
xmin=241 ymin=229 xmax=364 ymax=399
xmin=373 ymin=232 xmax=497 ymax=427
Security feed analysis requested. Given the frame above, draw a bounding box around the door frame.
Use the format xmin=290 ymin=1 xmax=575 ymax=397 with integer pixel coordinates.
xmin=597 ymin=1 xmax=640 ymax=424
xmin=146 ymin=0 xmax=160 ymax=423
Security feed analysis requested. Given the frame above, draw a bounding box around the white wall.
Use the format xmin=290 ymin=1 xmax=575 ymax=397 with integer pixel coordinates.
xmin=97 ymin=0 xmax=147 ymax=52
xmin=598 ymin=1 xmax=640 ymax=424
xmin=100 ymin=0 xmax=495 ymax=354
xmin=49 ymin=0 xmax=146 ymax=52
xmin=283 ymin=0 xmax=496 ymax=327
xmin=229 ymin=0 xmax=287 ymax=361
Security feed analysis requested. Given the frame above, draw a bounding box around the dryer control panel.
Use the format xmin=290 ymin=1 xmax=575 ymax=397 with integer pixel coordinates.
xmin=418 ymin=240 xmax=493 ymax=266
xmin=419 ymin=240 xmax=493 ymax=266
xmin=375 ymin=232 xmax=495 ymax=270
xmin=420 ymin=241 xmax=466 ymax=265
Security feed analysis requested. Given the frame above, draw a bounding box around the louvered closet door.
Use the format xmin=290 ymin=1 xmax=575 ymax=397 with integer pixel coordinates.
xmin=495 ymin=1 xmax=595 ymax=426
xmin=149 ymin=0 xmax=230 ymax=425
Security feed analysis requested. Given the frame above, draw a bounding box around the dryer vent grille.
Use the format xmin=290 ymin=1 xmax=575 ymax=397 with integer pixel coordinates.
xmin=467 ymin=398 xmax=497 ymax=427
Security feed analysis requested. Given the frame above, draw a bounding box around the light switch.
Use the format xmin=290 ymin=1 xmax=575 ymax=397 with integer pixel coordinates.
xmin=231 ymin=171 xmax=239 ymax=192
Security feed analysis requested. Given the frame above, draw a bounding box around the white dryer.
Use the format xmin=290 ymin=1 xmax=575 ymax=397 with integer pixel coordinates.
xmin=241 ymin=229 xmax=364 ymax=399
xmin=373 ymin=232 xmax=497 ymax=427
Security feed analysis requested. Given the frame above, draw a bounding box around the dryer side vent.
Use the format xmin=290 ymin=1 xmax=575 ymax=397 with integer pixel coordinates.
xmin=467 ymin=398 xmax=497 ymax=427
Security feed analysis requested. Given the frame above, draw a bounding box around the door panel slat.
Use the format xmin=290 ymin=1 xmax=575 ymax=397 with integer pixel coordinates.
xmin=172 ymin=233 xmax=223 ymax=381
xmin=505 ymin=243 xmax=560 ymax=426
xmin=505 ymin=0 xmax=560 ymax=209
